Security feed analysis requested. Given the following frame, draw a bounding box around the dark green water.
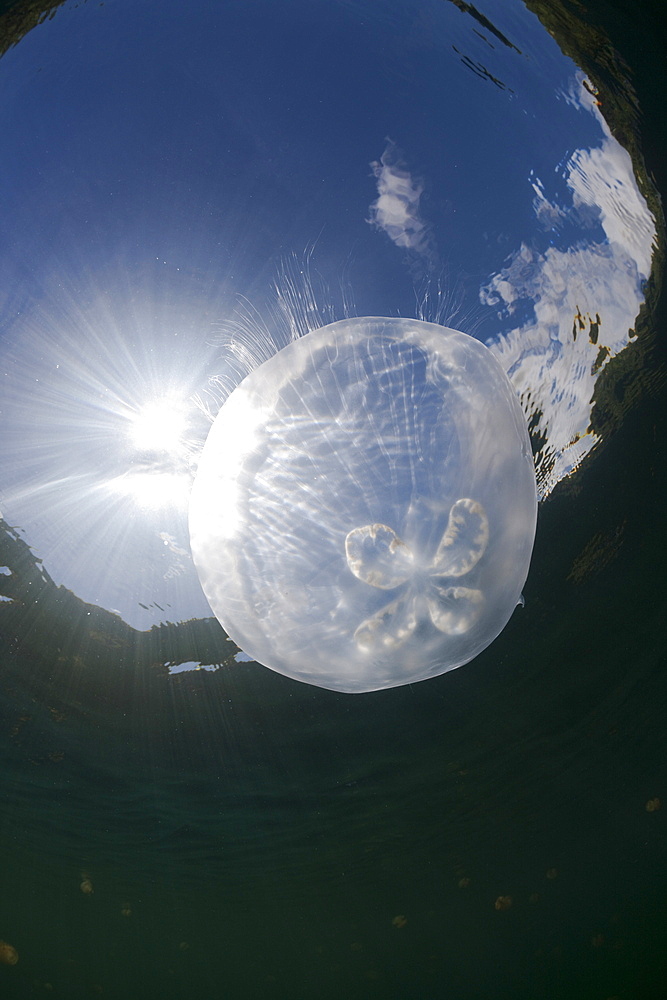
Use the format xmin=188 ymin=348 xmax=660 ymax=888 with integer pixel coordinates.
xmin=0 ymin=1 xmax=666 ymax=998
xmin=1 ymin=385 xmax=665 ymax=997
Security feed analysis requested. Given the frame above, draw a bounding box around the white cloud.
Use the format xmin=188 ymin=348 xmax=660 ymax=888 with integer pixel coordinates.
xmin=368 ymin=140 xmax=435 ymax=262
xmin=484 ymin=74 xmax=657 ymax=497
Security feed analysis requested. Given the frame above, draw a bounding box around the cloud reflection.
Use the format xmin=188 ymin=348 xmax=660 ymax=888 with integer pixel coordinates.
xmin=481 ymin=74 xmax=657 ymax=497
xmin=364 ymin=79 xmax=657 ymax=500
xmin=368 ymin=140 xmax=436 ymax=266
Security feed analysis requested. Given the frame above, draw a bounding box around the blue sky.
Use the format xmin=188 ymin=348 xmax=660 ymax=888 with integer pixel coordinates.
xmin=0 ymin=0 xmax=656 ymax=633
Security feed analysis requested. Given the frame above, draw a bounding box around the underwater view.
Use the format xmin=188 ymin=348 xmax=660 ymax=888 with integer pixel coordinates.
xmin=0 ymin=0 xmax=665 ymax=996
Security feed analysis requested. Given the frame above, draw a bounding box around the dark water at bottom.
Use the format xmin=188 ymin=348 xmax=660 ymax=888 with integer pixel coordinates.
xmin=0 ymin=363 xmax=666 ymax=998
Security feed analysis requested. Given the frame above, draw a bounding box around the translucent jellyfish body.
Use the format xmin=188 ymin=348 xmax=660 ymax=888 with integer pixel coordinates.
xmin=189 ymin=317 xmax=537 ymax=693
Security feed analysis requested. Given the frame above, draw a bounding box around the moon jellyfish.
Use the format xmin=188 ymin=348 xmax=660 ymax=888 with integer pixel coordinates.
xmin=189 ymin=317 xmax=537 ymax=693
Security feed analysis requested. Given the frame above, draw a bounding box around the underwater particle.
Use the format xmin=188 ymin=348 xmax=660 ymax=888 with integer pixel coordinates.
xmin=350 ymin=942 xmax=363 ymax=952
xmin=646 ymin=797 xmax=661 ymax=812
xmin=190 ymin=318 xmax=537 ymax=693
xmin=567 ymin=522 xmax=626 ymax=584
xmin=0 ymin=940 xmax=18 ymax=964
xmin=178 ymin=941 xmax=190 ymax=951
xmin=458 ymin=877 xmax=471 ymax=889
xmin=79 ymin=878 xmax=94 ymax=894
xmin=591 ymin=933 xmax=605 ymax=948
xmin=546 ymin=868 xmax=558 ymax=879
xmin=494 ymin=896 xmax=513 ymax=911
xmin=121 ymin=906 xmax=132 ymax=917
xmin=392 ymin=915 xmax=408 ymax=929
xmin=528 ymin=893 xmax=540 ymax=904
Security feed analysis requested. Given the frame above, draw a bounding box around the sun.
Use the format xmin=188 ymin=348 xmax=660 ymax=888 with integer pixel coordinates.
xmin=114 ymin=395 xmax=201 ymax=511
xmin=130 ymin=400 xmax=187 ymax=454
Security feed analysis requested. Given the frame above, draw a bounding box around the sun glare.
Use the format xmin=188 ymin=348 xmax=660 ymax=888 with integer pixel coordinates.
xmin=118 ymin=397 xmax=201 ymax=510
xmin=130 ymin=401 xmax=187 ymax=453
xmin=110 ymin=471 xmax=191 ymax=510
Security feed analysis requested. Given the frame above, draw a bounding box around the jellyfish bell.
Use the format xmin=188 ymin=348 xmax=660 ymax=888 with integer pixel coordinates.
xmin=189 ymin=317 xmax=537 ymax=693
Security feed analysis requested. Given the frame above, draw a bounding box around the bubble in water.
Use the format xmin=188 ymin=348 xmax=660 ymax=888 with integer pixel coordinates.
xmin=189 ymin=317 xmax=537 ymax=693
